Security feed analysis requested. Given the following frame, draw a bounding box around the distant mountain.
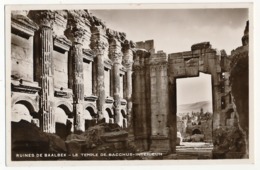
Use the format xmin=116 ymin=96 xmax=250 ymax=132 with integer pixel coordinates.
xmin=177 ymin=101 xmax=212 ymax=115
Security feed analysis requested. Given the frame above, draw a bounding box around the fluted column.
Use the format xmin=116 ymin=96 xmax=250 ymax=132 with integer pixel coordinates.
xmin=90 ymin=25 xmax=108 ymax=120
xmin=107 ymin=30 xmax=124 ymax=124
xmin=28 ymin=10 xmax=55 ymax=133
xmin=66 ymin=10 xmax=91 ymax=132
xmin=122 ymin=40 xmax=135 ymax=133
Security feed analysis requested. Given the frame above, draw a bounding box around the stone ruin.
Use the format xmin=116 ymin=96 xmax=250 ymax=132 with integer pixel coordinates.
xmin=10 ymin=9 xmax=249 ymax=159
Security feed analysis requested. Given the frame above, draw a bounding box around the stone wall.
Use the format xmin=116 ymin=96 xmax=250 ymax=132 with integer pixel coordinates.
xmin=11 ymin=10 xmax=134 ymax=138
xmin=133 ymin=38 xmax=243 ymax=155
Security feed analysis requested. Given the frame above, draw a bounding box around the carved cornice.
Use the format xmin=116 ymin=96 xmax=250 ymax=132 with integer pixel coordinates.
xmin=119 ymin=66 xmax=127 ymax=75
xmin=104 ymin=58 xmax=113 ymax=69
xmin=84 ymin=95 xmax=98 ymax=102
xmin=11 ymin=83 xmax=41 ymax=94
xmin=54 ymin=10 xmax=67 ymax=27
xmin=105 ymin=96 xmax=114 ymax=104
xmin=82 ymin=48 xmax=95 ymax=62
xmin=54 ymin=90 xmax=72 ymax=98
xmin=121 ymin=98 xmax=127 ymax=106
xmin=28 ymin=10 xmax=55 ymax=28
xmin=11 ymin=13 xmax=39 ymax=36
xmin=53 ymin=35 xmax=72 ymax=51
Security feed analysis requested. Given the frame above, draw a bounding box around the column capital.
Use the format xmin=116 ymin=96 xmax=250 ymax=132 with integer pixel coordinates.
xmin=107 ymin=28 xmax=125 ymax=64
xmin=90 ymin=36 xmax=108 ymax=55
xmin=122 ymin=39 xmax=136 ymax=52
xmin=122 ymin=40 xmax=135 ymax=69
xmin=90 ymin=27 xmax=108 ymax=55
xmin=66 ymin=10 xmax=91 ymax=45
xmin=28 ymin=10 xmax=55 ymax=28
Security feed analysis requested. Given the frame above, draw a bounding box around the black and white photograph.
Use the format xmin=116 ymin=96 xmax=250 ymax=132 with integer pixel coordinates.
xmin=5 ymin=3 xmax=254 ymax=165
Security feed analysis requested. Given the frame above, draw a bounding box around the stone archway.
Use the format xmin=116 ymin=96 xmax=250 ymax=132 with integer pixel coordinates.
xmin=104 ymin=108 xmax=114 ymax=123
xmin=84 ymin=106 xmax=97 ymax=130
xmin=12 ymin=100 xmax=39 ymax=126
xmin=121 ymin=109 xmax=127 ymax=128
xmin=54 ymin=105 xmax=73 ymax=139
xmin=12 ymin=103 xmax=32 ymax=123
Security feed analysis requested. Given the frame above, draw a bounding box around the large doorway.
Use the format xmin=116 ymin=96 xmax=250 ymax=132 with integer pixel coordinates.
xmin=176 ymin=72 xmax=213 ymax=158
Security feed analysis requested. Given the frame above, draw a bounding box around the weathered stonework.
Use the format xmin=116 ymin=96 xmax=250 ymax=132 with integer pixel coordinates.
xmin=10 ymin=10 xmax=249 ymax=159
xmin=11 ymin=10 xmax=134 ymax=138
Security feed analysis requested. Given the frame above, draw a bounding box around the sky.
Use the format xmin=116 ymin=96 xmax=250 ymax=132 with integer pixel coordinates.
xmin=90 ymin=8 xmax=248 ymax=55
xmin=176 ymin=73 xmax=212 ymax=105
xmin=6 ymin=8 xmax=249 ymax=109
xmin=89 ymin=8 xmax=248 ymax=106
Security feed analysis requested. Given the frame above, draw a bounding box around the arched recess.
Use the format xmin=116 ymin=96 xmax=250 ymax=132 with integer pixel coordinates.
xmin=121 ymin=109 xmax=127 ymax=128
xmin=104 ymin=108 xmax=114 ymax=124
xmin=12 ymin=100 xmax=36 ymax=123
xmin=54 ymin=104 xmax=73 ymax=139
xmin=83 ymin=105 xmax=97 ymax=130
xmin=54 ymin=101 xmax=73 ymax=115
xmin=84 ymin=106 xmax=97 ymax=119
xmin=11 ymin=95 xmax=39 ymax=113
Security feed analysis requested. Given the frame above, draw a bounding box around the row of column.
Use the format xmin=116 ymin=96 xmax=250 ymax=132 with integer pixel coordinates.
xmin=25 ymin=10 xmax=135 ymax=133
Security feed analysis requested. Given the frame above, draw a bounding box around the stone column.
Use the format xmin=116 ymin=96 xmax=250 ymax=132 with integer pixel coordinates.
xmin=71 ymin=43 xmax=85 ymax=131
xmin=28 ymin=10 xmax=55 ymax=133
xmin=90 ymin=25 xmax=108 ymax=120
xmin=66 ymin=10 xmax=91 ymax=132
xmin=107 ymin=30 xmax=123 ymax=124
xmin=122 ymin=40 xmax=135 ymax=132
